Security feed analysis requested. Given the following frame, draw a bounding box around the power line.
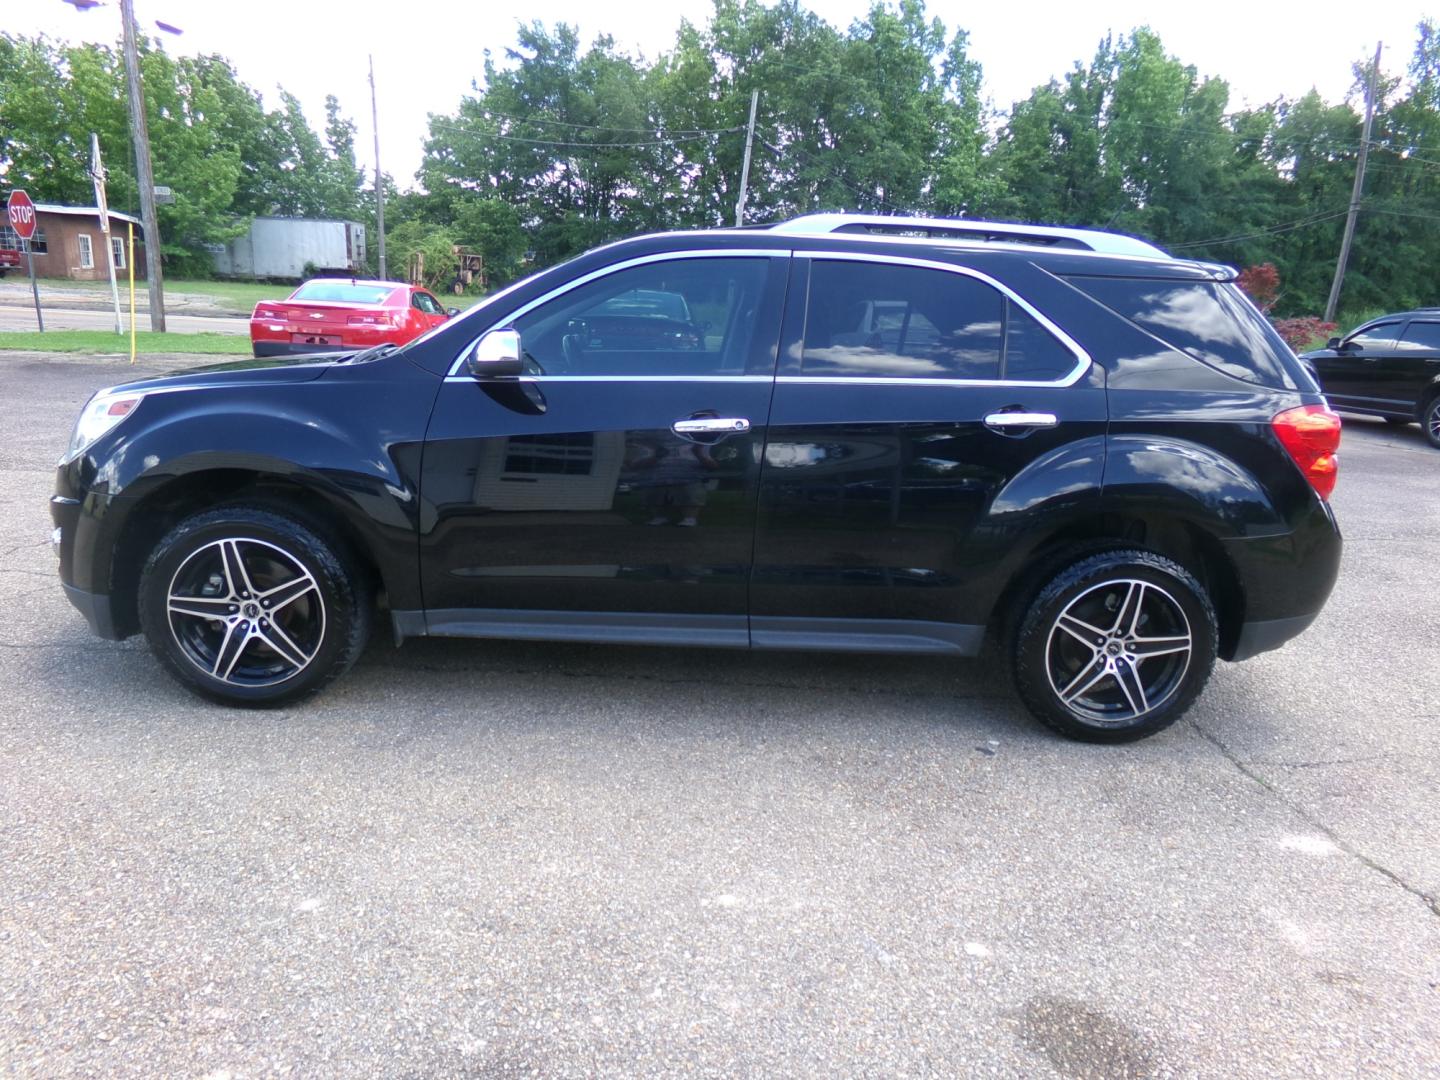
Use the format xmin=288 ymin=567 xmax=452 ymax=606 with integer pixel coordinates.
xmin=424 ymin=116 xmax=742 ymax=150
xmin=759 ymin=138 xmax=906 ymax=212
xmin=1169 ymin=207 xmax=1351 ymax=250
xmin=449 ymin=109 xmax=740 ymax=137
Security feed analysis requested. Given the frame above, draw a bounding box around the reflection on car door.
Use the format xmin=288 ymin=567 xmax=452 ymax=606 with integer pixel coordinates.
xmin=1316 ymin=321 xmax=1401 ymax=405
xmin=749 ymin=255 xmax=1106 ymax=653
xmin=418 ymin=253 xmax=788 ymax=643
xmin=1388 ymin=319 xmax=1440 ymax=412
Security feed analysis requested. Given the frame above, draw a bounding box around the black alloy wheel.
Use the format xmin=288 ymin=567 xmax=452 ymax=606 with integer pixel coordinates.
xmin=138 ymin=506 xmax=372 ymax=706
xmin=1013 ymin=550 xmax=1218 ymax=743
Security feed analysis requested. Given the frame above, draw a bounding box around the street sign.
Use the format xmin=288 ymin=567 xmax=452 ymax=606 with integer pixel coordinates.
xmin=6 ymin=190 xmax=43 ymax=333
xmin=153 ymin=185 xmax=174 ymax=205
xmin=6 ymin=189 xmax=37 ymax=241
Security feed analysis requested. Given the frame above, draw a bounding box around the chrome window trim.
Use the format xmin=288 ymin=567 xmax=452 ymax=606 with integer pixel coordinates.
xmin=442 ymin=374 xmax=774 ymax=384
xmin=445 ymin=249 xmax=791 ymax=377
xmin=443 ymin=247 xmax=1094 ymax=388
xmin=799 ymin=251 xmax=1093 ymax=387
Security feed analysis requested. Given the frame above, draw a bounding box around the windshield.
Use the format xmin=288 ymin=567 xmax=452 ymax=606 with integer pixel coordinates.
xmin=291 ymin=282 xmax=397 ymax=304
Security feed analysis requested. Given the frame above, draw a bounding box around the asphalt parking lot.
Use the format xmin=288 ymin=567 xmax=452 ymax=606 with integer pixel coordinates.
xmin=2 ymin=352 xmax=1437 ymax=1078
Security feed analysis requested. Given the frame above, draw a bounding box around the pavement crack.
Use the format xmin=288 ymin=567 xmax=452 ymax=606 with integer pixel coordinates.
xmin=1190 ymin=718 xmax=1440 ymax=919
xmin=0 ymin=539 xmax=48 ymax=560
xmin=1247 ymin=753 xmax=1406 ymax=770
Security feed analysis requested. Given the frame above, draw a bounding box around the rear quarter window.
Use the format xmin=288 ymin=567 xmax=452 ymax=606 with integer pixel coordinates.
xmin=1070 ymin=277 xmax=1299 ymax=389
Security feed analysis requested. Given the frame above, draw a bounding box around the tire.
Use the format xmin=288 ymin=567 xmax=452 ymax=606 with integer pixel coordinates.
xmin=1012 ymin=550 xmax=1218 ymax=743
xmin=138 ymin=506 xmax=372 ymax=706
xmin=1424 ymin=393 xmax=1440 ymax=450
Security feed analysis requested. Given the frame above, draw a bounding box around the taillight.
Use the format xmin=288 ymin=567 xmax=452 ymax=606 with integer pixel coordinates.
xmin=1272 ymin=404 xmax=1341 ymax=499
xmin=348 ymin=313 xmax=394 ymax=326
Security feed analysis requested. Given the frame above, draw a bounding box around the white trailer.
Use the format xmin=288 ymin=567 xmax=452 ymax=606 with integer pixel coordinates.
xmin=209 ymin=217 xmax=367 ymax=280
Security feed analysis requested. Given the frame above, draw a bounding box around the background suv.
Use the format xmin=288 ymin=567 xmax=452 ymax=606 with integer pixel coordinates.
xmin=52 ymin=214 xmax=1342 ymax=743
xmin=1302 ymin=310 xmax=1440 ymax=447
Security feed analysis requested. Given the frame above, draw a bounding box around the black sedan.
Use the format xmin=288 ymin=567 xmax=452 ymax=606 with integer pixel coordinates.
xmin=1302 ymin=310 xmax=1440 ymax=448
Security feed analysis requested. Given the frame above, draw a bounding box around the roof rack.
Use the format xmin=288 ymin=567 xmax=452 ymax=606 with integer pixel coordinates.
xmin=769 ymin=213 xmax=1169 ymax=259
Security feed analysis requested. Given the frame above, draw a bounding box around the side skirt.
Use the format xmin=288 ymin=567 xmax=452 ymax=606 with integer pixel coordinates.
xmin=391 ymin=609 xmax=986 ymax=657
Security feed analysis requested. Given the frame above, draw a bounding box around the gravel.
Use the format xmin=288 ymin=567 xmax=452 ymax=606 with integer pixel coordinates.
xmin=2 ymin=354 xmax=1437 ymax=1078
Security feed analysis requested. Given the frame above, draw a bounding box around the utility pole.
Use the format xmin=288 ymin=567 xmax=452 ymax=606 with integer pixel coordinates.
xmin=1325 ymin=41 xmax=1383 ymax=325
xmin=734 ymin=90 xmax=759 ymax=227
xmin=119 ymin=0 xmax=166 ymax=332
xmin=369 ymin=55 xmax=387 ymax=281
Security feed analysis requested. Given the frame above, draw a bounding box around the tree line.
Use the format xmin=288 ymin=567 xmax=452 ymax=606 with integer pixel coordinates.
xmin=5 ymin=0 xmax=1440 ymax=322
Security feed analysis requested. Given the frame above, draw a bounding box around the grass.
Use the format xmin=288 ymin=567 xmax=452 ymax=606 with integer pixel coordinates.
xmin=29 ymin=276 xmax=295 ymax=314
xmin=164 ymin=278 xmax=296 ymax=312
xmin=28 ymin=276 xmax=491 ymax=315
xmin=0 ymin=330 xmax=250 ymax=355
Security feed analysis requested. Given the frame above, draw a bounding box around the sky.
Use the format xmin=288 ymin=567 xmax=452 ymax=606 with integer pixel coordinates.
xmin=13 ymin=0 xmax=1436 ymax=188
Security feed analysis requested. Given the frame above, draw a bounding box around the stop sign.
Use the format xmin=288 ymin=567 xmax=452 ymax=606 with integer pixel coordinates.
xmin=7 ymin=190 xmax=37 ymax=241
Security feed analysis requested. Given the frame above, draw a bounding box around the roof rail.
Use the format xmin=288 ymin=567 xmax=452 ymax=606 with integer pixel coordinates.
xmin=769 ymin=213 xmax=1169 ymax=259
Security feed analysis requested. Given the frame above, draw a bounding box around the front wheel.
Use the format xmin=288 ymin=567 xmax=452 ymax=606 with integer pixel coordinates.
xmin=138 ymin=506 xmax=372 ymax=706
xmin=1013 ymin=550 xmax=1218 ymax=743
xmin=1424 ymin=394 xmax=1440 ymax=449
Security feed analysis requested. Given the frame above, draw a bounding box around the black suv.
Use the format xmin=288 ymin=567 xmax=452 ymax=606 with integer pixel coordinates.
xmin=1301 ymin=311 xmax=1440 ymax=447
xmin=51 ymin=214 xmax=1343 ymax=742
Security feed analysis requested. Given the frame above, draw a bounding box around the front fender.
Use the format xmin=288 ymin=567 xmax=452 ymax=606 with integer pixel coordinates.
xmin=62 ymin=367 xmax=434 ymax=610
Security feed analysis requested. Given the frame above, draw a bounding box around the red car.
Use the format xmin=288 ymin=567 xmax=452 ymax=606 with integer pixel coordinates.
xmin=249 ymin=279 xmax=457 ymax=358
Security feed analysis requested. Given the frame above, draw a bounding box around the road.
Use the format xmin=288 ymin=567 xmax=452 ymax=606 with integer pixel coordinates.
xmin=1 ymin=351 xmax=1437 ymax=1078
xmin=0 ymin=302 xmax=246 ymax=335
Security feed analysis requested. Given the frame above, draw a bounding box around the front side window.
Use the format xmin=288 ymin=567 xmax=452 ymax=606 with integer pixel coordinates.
xmin=1394 ymin=321 xmax=1440 ymax=352
xmin=512 ymin=256 xmax=778 ymax=377
xmin=78 ymin=233 xmax=94 ymax=270
xmin=801 ymin=260 xmax=1076 ymax=382
xmin=413 ymin=290 xmax=444 ymax=315
xmin=1347 ymin=322 xmax=1400 ymax=352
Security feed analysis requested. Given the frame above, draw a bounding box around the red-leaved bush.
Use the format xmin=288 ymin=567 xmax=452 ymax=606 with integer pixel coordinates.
xmin=1237 ymin=263 xmax=1281 ymax=312
xmin=1271 ymin=317 xmax=1337 ymax=351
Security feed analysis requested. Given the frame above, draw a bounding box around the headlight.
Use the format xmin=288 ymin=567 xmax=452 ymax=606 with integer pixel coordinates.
xmin=62 ymin=389 xmax=146 ymax=464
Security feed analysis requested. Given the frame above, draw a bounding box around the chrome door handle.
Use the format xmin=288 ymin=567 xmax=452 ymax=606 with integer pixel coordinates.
xmin=984 ymin=411 xmax=1058 ymax=429
xmin=672 ymin=417 xmax=751 ymax=435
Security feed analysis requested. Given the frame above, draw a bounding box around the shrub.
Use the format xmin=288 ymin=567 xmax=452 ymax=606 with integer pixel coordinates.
xmin=1237 ymin=263 xmax=1280 ymax=313
xmin=1271 ymin=316 xmax=1337 ymax=352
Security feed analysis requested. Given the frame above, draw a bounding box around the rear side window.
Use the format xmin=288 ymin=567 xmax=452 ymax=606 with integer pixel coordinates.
xmin=1072 ymin=277 xmax=1298 ymax=389
xmin=1395 ymin=321 xmax=1440 ymax=351
xmin=802 ymin=260 xmax=1076 ymax=381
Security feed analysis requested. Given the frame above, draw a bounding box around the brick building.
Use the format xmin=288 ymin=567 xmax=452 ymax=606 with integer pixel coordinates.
xmin=0 ymin=204 xmax=148 ymax=281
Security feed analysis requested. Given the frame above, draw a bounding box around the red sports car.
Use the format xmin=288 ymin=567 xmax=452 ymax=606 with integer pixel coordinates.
xmin=250 ymin=279 xmax=457 ymax=358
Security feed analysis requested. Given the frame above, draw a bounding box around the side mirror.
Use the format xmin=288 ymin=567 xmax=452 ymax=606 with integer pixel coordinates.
xmin=1326 ymin=336 xmax=1344 ymax=350
xmin=466 ymin=328 xmax=523 ymax=378
xmin=446 ymin=307 xmax=461 ymax=318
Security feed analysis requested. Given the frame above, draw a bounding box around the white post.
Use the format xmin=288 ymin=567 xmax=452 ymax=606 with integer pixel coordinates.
xmin=91 ymin=133 xmax=124 ymax=336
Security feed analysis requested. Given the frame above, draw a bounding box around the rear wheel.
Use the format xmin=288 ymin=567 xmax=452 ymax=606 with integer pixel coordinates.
xmin=138 ymin=506 xmax=372 ymax=706
xmin=1013 ymin=550 xmax=1217 ymax=743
